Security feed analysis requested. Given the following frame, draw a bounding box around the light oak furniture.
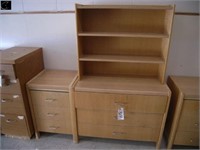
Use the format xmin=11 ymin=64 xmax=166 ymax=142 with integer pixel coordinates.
xmin=0 ymin=47 xmax=44 ymax=139
xmin=72 ymin=4 xmax=175 ymax=149
xmin=27 ymin=70 xmax=77 ymax=139
xmin=165 ymin=76 xmax=199 ymax=149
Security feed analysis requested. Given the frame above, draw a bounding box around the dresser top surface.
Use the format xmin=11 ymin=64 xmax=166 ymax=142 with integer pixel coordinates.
xmin=75 ymin=76 xmax=171 ymax=96
xmin=169 ymin=76 xmax=199 ymax=100
xmin=27 ymin=70 xmax=77 ymax=92
xmin=0 ymin=47 xmax=41 ymax=64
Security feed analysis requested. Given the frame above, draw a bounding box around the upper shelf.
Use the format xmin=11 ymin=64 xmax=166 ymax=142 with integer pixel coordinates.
xmin=76 ymin=4 xmax=174 ymax=10
xmin=78 ymin=32 xmax=169 ymax=38
xmin=79 ymin=55 xmax=164 ymax=64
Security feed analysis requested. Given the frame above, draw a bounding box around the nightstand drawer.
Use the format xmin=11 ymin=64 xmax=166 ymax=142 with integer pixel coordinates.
xmin=1 ymin=80 xmax=21 ymax=94
xmin=75 ymin=92 xmax=167 ymax=113
xmin=77 ymin=109 xmax=162 ymax=128
xmin=36 ymin=119 xmax=71 ymax=134
xmin=0 ymin=114 xmax=29 ymax=137
xmin=0 ymin=94 xmax=25 ymax=114
xmin=78 ymin=124 xmax=159 ymax=142
xmin=0 ymin=64 xmax=16 ymax=80
xmin=30 ymin=91 xmax=69 ymax=108
xmin=178 ymin=100 xmax=199 ymax=132
xmin=174 ymin=131 xmax=199 ymax=146
xmin=34 ymin=107 xmax=71 ymax=121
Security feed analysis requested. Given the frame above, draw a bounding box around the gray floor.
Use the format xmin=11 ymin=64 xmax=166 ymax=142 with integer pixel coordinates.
xmin=0 ymin=133 xmax=198 ymax=149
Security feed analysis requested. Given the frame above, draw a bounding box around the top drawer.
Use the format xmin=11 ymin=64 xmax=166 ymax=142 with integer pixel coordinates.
xmin=0 ymin=64 xmax=16 ymax=80
xmin=30 ymin=91 xmax=69 ymax=108
xmin=75 ymin=92 xmax=167 ymax=114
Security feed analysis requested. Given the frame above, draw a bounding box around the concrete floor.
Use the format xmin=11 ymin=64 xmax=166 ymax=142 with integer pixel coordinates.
xmin=0 ymin=133 xmax=198 ymax=149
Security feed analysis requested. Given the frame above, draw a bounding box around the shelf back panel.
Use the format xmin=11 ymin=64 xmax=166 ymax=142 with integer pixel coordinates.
xmin=77 ymin=9 xmax=167 ymax=34
xmin=81 ymin=61 xmax=159 ymax=78
xmin=79 ymin=37 xmax=162 ymax=57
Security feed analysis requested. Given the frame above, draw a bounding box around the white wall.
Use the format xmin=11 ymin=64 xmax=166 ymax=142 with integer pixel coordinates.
xmin=0 ymin=0 xmax=199 ymax=77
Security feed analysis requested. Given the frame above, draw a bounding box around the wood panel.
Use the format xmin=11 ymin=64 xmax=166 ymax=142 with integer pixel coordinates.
xmin=75 ymin=92 xmax=167 ymax=113
xmin=78 ymin=124 xmax=159 ymax=142
xmin=82 ymin=62 xmax=159 ymax=78
xmin=77 ymin=109 xmax=163 ymax=128
xmin=78 ymin=9 xmax=167 ymax=34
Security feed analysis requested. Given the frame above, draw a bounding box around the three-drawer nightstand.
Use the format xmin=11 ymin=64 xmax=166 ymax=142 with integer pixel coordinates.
xmin=26 ymin=70 xmax=77 ymax=138
xmin=0 ymin=47 xmax=44 ymax=138
xmin=165 ymin=76 xmax=199 ymax=149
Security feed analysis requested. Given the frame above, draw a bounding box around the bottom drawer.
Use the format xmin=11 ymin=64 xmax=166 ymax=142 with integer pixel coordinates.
xmin=174 ymin=131 xmax=199 ymax=146
xmin=0 ymin=114 xmax=29 ymax=137
xmin=36 ymin=119 xmax=71 ymax=134
xmin=78 ymin=123 xmax=159 ymax=142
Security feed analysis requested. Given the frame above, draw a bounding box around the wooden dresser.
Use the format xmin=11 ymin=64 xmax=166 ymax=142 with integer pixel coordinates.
xmin=0 ymin=47 xmax=44 ymax=138
xmin=72 ymin=4 xmax=175 ymax=149
xmin=165 ymin=76 xmax=199 ymax=149
xmin=27 ymin=70 xmax=77 ymax=138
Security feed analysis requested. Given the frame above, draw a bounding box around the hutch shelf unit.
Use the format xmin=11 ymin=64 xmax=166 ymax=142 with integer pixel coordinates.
xmin=0 ymin=47 xmax=44 ymax=139
xmin=72 ymin=4 xmax=175 ymax=149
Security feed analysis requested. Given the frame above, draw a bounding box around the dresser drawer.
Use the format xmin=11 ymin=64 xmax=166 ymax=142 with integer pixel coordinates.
xmin=0 ymin=64 xmax=16 ymax=80
xmin=0 ymin=94 xmax=25 ymax=115
xmin=36 ymin=119 xmax=71 ymax=134
xmin=0 ymin=114 xmax=29 ymax=137
xmin=75 ymin=92 xmax=167 ymax=113
xmin=30 ymin=91 xmax=69 ymax=108
xmin=78 ymin=124 xmax=159 ymax=142
xmin=77 ymin=109 xmax=162 ymax=128
xmin=1 ymin=80 xmax=21 ymax=94
xmin=174 ymin=131 xmax=199 ymax=146
xmin=34 ymin=107 xmax=71 ymax=121
xmin=178 ymin=100 xmax=199 ymax=132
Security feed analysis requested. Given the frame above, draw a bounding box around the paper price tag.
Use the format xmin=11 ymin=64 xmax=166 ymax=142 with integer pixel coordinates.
xmin=117 ymin=107 xmax=124 ymax=120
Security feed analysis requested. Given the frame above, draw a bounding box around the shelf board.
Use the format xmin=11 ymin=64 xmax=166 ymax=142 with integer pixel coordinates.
xmin=76 ymin=5 xmax=174 ymax=10
xmin=75 ymin=76 xmax=170 ymax=96
xmin=78 ymin=32 xmax=169 ymax=38
xmin=79 ymin=55 xmax=164 ymax=64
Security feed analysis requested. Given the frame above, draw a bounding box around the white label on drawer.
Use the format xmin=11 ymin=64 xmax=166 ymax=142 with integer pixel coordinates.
xmin=17 ymin=116 xmax=24 ymax=120
xmin=117 ymin=107 xmax=124 ymax=120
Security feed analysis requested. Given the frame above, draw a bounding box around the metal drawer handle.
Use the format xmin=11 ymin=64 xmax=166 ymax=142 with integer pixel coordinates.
xmin=47 ymin=113 xmax=57 ymax=117
xmin=112 ymin=132 xmax=126 ymax=135
xmin=1 ymin=99 xmax=12 ymax=103
xmin=0 ymin=114 xmax=5 ymax=117
xmin=114 ymin=102 xmax=128 ymax=106
xmin=194 ymin=123 xmax=198 ymax=126
xmin=49 ymin=126 xmax=59 ymax=130
xmin=13 ymin=95 xmax=19 ymax=99
xmin=6 ymin=119 xmax=16 ymax=123
xmin=45 ymin=98 xmax=56 ymax=102
xmin=113 ymin=116 xmax=126 ymax=120
xmin=190 ymin=139 xmax=193 ymax=143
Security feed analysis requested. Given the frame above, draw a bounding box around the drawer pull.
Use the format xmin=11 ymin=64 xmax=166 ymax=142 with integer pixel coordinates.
xmin=1 ymin=99 xmax=12 ymax=103
xmin=114 ymin=102 xmax=128 ymax=106
xmin=45 ymin=98 xmax=56 ymax=102
xmin=6 ymin=119 xmax=16 ymax=123
xmin=47 ymin=113 xmax=57 ymax=117
xmin=194 ymin=123 xmax=198 ymax=127
xmin=112 ymin=132 xmax=126 ymax=135
xmin=49 ymin=126 xmax=59 ymax=130
xmin=0 ymin=114 xmax=5 ymax=117
xmin=13 ymin=95 xmax=19 ymax=99
xmin=190 ymin=139 xmax=193 ymax=143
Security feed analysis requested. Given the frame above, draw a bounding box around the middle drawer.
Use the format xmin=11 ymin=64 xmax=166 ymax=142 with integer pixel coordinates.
xmin=0 ymin=94 xmax=25 ymax=115
xmin=77 ymin=109 xmax=163 ymax=128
